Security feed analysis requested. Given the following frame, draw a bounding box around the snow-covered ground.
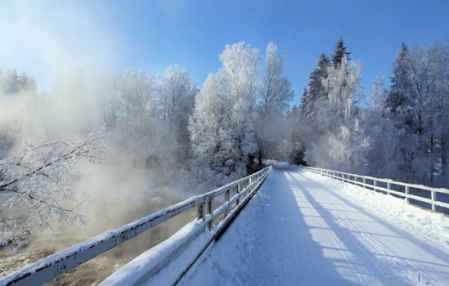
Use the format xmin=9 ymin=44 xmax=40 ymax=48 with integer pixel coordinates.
xmin=180 ymin=168 xmax=449 ymax=286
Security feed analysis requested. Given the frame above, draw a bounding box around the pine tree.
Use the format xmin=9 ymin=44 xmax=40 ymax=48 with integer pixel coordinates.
xmin=382 ymin=43 xmax=427 ymax=182
xmin=332 ymin=38 xmax=350 ymax=68
xmin=385 ymin=43 xmax=413 ymax=116
xmin=301 ymin=54 xmax=329 ymax=119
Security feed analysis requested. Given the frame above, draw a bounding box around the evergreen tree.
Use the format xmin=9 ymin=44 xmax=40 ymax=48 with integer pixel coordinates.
xmin=332 ymin=38 xmax=350 ymax=68
xmin=374 ymin=42 xmax=449 ymax=185
xmin=385 ymin=43 xmax=413 ymax=117
xmin=302 ymin=54 xmax=329 ymax=119
xmin=299 ymin=88 xmax=308 ymax=112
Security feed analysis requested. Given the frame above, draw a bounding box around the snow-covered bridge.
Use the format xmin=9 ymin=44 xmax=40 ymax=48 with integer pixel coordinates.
xmin=181 ymin=169 xmax=449 ymax=285
xmin=2 ymin=167 xmax=449 ymax=286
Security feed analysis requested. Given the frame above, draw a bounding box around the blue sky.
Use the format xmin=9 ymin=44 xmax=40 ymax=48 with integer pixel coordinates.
xmin=1 ymin=0 xmax=449 ymax=103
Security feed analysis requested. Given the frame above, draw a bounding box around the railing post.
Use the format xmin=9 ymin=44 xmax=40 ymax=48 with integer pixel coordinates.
xmin=225 ymin=189 xmax=231 ymax=216
xmin=431 ymin=191 xmax=436 ymax=212
xmin=405 ymin=185 xmax=409 ymax=204
xmin=207 ymin=196 xmax=213 ymax=230
xmin=387 ymin=181 xmax=391 ymax=196
xmin=197 ymin=200 xmax=205 ymax=220
xmin=373 ymin=180 xmax=377 ymax=191
xmin=236 ymin=184 xmax=240 ymax=205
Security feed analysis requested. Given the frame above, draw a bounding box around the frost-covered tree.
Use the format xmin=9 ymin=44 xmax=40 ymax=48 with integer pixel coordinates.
xmin=369 ymin=76 xmax=388 ymax=113
xmin=106 ymin=71 xmax=155 ymax=165
xmin=108 ymin=71 xmax=155 ymax=129
xmin=301 ymin=54 xmax=329 ymax=119
xmin=257 ymin=42 xmax=294 ymax=160
xmin=0 ymin=70 xmax=36 ymax=95
xmin=190 ymin=42 xmax=260 ymax=182
xmin=158 ymin=66 xmax=196 ymax=162
xmin=0 ymin=135 xmax=101 ymax=237
xmin=189 ymin=75 xmax=228 ymax=180
xmin=219 ymin=42 xmax=260 ymax=173
xmin=381 ymin=42 xmax=449 ymax=185
xmin=259 ymin=42 xmax=293 ymax=115
xmin=297 ymin=55 xmax=331 ymax=165
xmin=324 ymin=55 xmax=361 ymax=121
xmin=0 ymin=70 xmax=37 ymax=170
xmin=385 ymin=44 xmax=415 ymax=125
xmin=105 ymin=68 xmax=197 ymax=173
xmin=299 ymin=41 xmax=363 ymax=171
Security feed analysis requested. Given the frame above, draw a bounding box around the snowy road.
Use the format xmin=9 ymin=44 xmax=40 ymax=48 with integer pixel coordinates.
xmin=180 ymin=168 xmax=449 ymax=286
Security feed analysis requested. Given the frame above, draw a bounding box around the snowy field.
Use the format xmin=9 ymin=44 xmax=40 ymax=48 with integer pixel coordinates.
xmin=180 ymin=168 xmax=449 ymax=286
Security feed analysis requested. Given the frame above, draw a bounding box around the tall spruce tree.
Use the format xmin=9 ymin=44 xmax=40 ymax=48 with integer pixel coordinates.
xmin=385 ymin=43 xmax=413 ymax=117
xmin=332 ymin=38 xmax=350 ymax=68
xmin=302 ymin=54 xmax=330 ymax=119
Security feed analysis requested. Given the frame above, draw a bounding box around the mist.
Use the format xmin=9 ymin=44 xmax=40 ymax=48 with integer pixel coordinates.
xmin=0 ymin=2 xmax=196 ymax=284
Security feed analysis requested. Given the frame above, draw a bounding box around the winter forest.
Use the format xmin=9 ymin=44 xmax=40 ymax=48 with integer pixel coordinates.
xmin=2 ymin=17 xmax=449 ymax=284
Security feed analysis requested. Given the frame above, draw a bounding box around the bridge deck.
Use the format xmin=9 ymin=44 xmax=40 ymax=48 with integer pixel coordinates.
xmin=180 ymin=169 xmax=449 ymax=285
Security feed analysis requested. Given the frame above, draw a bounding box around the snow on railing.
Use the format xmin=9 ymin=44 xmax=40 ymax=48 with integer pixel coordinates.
xmin=306 ymin=167 xmax=449 ymax=213
xmin=0 ymin=166 xmax=271 ymax=286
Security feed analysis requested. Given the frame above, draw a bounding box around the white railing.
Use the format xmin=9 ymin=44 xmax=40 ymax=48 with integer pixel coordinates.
xmin=0 ymin=166 xmax=271 ymax=286
xmin=306 ymin=167 xmax=449 ymax=213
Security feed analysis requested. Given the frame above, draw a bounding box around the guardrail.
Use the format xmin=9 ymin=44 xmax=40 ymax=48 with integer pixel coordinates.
xmin=0 ymin=166 xmax=271 ymax=286
xmin=306 ymin=167 xmax=449 ymax=213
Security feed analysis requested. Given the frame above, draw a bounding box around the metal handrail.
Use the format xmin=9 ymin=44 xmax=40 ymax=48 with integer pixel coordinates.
xmin=306 ymin=167 xmax=449 ymax=212
xmin=0 ymin=166 xmax=272 ymax=286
